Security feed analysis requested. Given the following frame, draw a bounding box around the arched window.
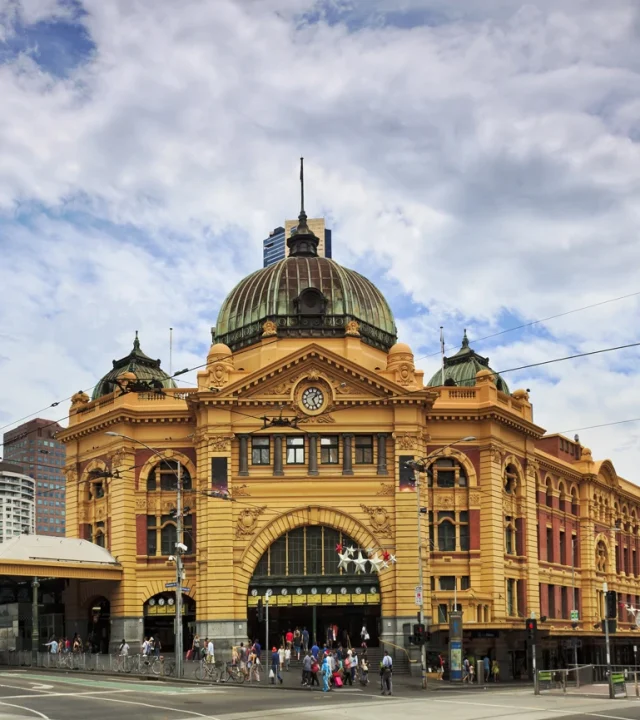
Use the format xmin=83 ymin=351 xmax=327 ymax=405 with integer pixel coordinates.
xmin=504 ymin=464 xmax=519 ymax=494
xmin=428 ymin=457 xmax=468 ymax=488
xmin=147 ymin=461 xmax=192 ymax=492
xmin=94 ymin=521 xmax=106 ymax=548
xmin=545 ymin=479 xmax=553 ymax=508
xmin=596 ymin=541 xmax=608 ymax=573
xmin=505 ymin=517 xmax=516 ymax=555
xmin=161 ymin=520 xmax=177 ymax=556
xmin=251 ymin=526 xmax=363 ymax=578
xmin=437 ymin=513 xmax=456 ymax=552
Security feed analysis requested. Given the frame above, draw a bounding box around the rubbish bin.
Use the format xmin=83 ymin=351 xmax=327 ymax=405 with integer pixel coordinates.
xmin=476 ymin=660 xmax=485 ymax=684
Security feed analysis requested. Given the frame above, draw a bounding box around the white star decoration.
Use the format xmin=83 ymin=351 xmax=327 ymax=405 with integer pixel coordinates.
xmin=626 ymin=604 xmax=637 ymax=616
xmin=369 ymin=553 xmax=384 ymax=574
xmin=337 ymin=550 xmax=352 ymax=571
xmin=389 ymin=554 xmax=397 ymax=564
xmin=346 ymin=546 xmax=356 ymax=557
xmin=353 ymin=551 xmax=368 ymax=574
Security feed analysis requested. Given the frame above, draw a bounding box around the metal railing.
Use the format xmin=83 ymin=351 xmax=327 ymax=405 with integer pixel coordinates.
xmin=536 ymin=665 xmax=640 ymax=699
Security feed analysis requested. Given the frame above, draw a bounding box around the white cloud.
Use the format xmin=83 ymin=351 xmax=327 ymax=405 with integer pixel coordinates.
xmin=0 ymin=0 xmax=639 ymax=479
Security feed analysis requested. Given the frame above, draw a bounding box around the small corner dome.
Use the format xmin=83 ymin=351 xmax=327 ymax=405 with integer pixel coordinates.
xmin=91 ymin=332 xmax=176 ymax=400
xmin=427 ymin=330 xmax=509 ymax=393
xmin=208 ymin=343 xmax=232 ymax=358
xmin=389 ymin=342 xmax=413 ymax=356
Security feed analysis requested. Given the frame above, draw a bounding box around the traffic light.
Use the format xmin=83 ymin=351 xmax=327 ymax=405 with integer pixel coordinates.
xmin=257 ymin=598 xmax=263 ymax=623
xmin=526 ymin=618 xmax=537 ymax=642
xmin=605 ymin=591 xmax=618 ymax=619
xmin=413 ymin=623 xmax=426 ymax=645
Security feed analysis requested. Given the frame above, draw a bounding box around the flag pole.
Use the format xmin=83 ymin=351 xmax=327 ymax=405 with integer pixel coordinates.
xmin=440 ymin=326 xmax=446 ymax=386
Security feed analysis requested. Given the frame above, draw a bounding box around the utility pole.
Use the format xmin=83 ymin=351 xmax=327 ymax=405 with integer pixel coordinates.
xmin=571 ymin=537 xmax=578 ymax=682
xmin=31 ymin=577 xmax=39 ymax=665
xmin=604 ymin=581 xmax=612 ymax=698
xmin=265 ymin=594 xmax=270 ymax=685
xmin=415 ymin=468 xmax=427 ymax=689
xmin=174 ymin=461 xmax=183 ymax=679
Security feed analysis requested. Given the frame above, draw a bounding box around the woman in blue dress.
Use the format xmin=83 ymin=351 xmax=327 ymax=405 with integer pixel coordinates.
xmin=321 ymin=653 xmax=332 ymax=692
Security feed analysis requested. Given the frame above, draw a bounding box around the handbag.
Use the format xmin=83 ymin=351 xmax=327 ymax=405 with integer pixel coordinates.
xmin=269 ymin=669 xmax=275 ymax=679
xmin=186 ymin=649 xmax=192 ymax=660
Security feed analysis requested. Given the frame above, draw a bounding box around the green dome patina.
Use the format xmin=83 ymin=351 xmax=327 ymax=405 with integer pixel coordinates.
xmin=427 ymin=330 xmax=509 ymax=393
xmin=91 ymin=332 xmax=176 ymax=400
xmin=214 ymin=197 xmax=397 ymax=351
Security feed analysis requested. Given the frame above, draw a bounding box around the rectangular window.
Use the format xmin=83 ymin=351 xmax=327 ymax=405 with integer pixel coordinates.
xmin=459 ymin=511 xmax=469 ymax=551
xmin=251 ymin=437 xmax=270 ymax=465
xmin=288 ymin=528 xmax=304 ymax=575
xmin=354 ymin=436 xmax=373 ymax=464
xmin=546 ymin=527 xmax=553 ymax=563
xmin=286 ymin=437 xmax=305 ymax=464
xmin=461 ymin=576 xmax=470 ymax=590
xmin=548 ymin=584 xmax=556 ymax=618
xmin=270 ymin=536 xmax=286 ymax=575
xmin=506 ymin=578 xmax=516 ymax=616
xmin=559 ymin=531 xmax=566 ymax=566
xmin=320 ymin=436 xmax=339 ymax=464
xmin=306 ymin=527 xmax=322 ymax=575
xmin=438 ymin=604 xmax=448 ymax=623
xmin=573 ymin=536 xmax=579 ymax=568
xmin=561 ymin=586 xmax=569 ymax=619
xmin=439 ymin=576 xmax=456 ymax=591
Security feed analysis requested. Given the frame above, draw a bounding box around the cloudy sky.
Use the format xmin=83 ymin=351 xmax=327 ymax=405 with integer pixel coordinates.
xmin=0 ymin=0 xmax=639 ymax=479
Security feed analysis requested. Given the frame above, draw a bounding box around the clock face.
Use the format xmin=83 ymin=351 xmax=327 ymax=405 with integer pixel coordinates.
xmin=302 ymin=387 xmax=324 ymax=411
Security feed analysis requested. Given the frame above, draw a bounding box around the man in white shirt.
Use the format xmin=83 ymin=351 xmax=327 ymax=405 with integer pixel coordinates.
xmin=119 ymin=640 xmax=130 ymax=656
xmin=44 ymin=638 xmax=58 ymax=654
xmin=381 ymin=650 xmax=393 ymax=696
xmin=206 ymin=638 xmax=215 ymax=665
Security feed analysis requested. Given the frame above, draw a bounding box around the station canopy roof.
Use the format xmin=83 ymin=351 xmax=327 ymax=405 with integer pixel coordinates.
xmin=0 ymin=535 xmax=119 ymax=565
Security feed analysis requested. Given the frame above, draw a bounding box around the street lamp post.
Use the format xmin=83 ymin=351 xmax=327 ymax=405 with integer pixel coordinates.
xmin=105 ymin=431 xmax=186 ymax=679
xmin=407 ymin=435 xmax=476 ymax=689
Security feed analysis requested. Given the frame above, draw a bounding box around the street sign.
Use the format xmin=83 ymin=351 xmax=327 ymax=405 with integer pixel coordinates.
xmin=415 ymin=585 xmax=423 ymax=606
xmin=181 ymin=587 xmax=190 ymax=592
xmin=165 ymin=582 xmax=178 ymax=588
xmin=570 ymin=610 xmax=579 ymax=622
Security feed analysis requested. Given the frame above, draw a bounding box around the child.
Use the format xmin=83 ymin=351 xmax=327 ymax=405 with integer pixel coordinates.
xmin=278 ymin=644 xmax=285 ymax=672
xmin=360 ymin=655 xmax=369 ymax=684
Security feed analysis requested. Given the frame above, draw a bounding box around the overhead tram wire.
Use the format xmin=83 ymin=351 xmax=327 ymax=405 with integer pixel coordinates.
xmin=3 ymin=289 xmax=639 ymax=434
xmin=414 ymin=289 xmax=640 ymax=362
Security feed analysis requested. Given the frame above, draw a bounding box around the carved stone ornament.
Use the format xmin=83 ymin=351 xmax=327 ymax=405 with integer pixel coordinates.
xmin=395 ymin=363 xmax=416 ymax=387
xmin=70 ymin=390 xmax=90 ymax=407
xmin=262 ymin=320 xmax=278 ymax=337
xmin=209 ymin=435 xmax=231 ymax=452
xmin=109 ymin=449 xmax=126 ymax=469
xmin=265 ymin=382 xmax=290 ymax=396
xmin=396 ymin=434 xmax=418 ymax=451
xmin=209 ymin=362 xmax=230 ymax=388
xmin=440 ymin=495 xmax=454 ymax=507
xmin=360 ymin=504 xmax=393 ymax=538
xmin=491 ymin=447 xmax=503 ymax=464
xmin=307 ymin=370 xmax=321 ymax=382
xmin=345 ymin=320 xmax=360 ymax=337
xmin=376 ymin=483 xmax=394 ymax=496
xmin=230 ymin=486 xmax=250 ymax=498
xmin=162 ymin=500 xmax=175 ymax=512
xmin=235 ymin=506 xmax=266 ymax=538
xmin=135 ymin=498 xmax=147 ymax=510
xmin=469 ymin=493 xmax=481 ymax=505
xmin=298 ymin=413 xmax=336 ymax=424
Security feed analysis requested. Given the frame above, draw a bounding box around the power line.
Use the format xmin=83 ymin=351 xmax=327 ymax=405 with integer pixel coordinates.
xmin=558 ymin=418 xmax=640 ymax=434
xmin=414 ymin=289 xmax=640 ymax=362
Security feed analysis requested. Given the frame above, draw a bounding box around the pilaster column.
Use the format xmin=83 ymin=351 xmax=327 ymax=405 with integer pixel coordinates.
xmin=377 ymin=433 xmax=388 ymax=476
xmin=342 ymin=434 xmax=354 ymax=476
xmin=274 ymin=435 xmax=284 ymax=476
xmin=238 ymin=434 xmax=249 ymax=477
xmin=308 ymin=434 xmax=318 ymax=476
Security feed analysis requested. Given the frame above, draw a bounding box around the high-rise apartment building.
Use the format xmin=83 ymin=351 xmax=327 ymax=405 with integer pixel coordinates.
xmin=2 ymin=419 xmax=66 ymax=536
xmin=262 ymin=219 xmax=332 ymax=267
xmin=0 ymin=462 xmax=35 ymax=543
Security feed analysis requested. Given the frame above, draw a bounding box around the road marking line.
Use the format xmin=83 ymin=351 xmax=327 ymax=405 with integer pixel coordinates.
xmin=64 ymin=693 xmax=214 ymax=717
xmin=0 ymin=699 xmax=51 ymax=719
xmin=431 ymin=698 xmax=582 ymax=712
xmin=0 ymin=689 xmax=131 ymax=699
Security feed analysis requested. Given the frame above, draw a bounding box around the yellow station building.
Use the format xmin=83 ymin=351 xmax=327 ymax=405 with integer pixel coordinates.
xmin=7 ymin=199 xmax=638 ymax=677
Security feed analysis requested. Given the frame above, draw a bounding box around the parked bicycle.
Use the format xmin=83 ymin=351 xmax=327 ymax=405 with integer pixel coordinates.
xmin=219 ymin=662 xmax=245 ymax=684
xmin=195 ymin=659 xmax=221 ymax=682
xmin=114 ymin=655 xmax=134 ymax=673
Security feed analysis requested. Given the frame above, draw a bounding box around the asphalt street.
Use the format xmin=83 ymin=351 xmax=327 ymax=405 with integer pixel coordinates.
xmin=2 ymin=671 xmax=640 ymax=720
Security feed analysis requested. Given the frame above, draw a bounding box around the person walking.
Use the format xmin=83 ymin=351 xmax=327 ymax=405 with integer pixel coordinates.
xmin=484 ymin=655 xmax=490 ymax=682
xmin=278 ymin=644 xmax=285 ymax=672
xmin=360 ymin=624 xmax=370 ymax=648
xmin=321 ymin=652 xmax=332 ymax=692
xmin=311 ymin=641 xmax=319 ymax=660
xmin=310 ymin=655 xmax=320 ymax=686
xmin=302 ymin=651 xmax=312 ymax=686
xmin=492 ymin=659 xmax=500 ymax=682
xmin=438 ymin=653 xmax=445 ymax=680
xmin=302 ymin=627 xmax=310 ymax=653
xmin=44 ymin=637 xmax=58 ymax=654
xmin=381 ymin=650 xmax=393 ymax=696
xmin=271 ymin=647 xmax=283 ymax=685
xmin=293 ymin=627 xmax=302 ymax=660
xmin=284 ymin=645 xmax=291 ymax=671
xmin=192 ymin=634 xmax=200 ymax=662
xmin=344 ymin=650 xmax=353 ymax=686
xmin=206 ymin=638 xmax=215 ymax=665
xmin=119 ymin=639 xmax=129 ymax=656
xmin=153 ymin=635 xmax=161 ymax=658
xmin=350 ymin=649 xmax=358 ymax=685
xmin=463 ymin=656 xmax=470 ymax=683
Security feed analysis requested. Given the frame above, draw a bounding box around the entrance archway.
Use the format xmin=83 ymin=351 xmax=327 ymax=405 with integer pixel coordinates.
xmin=143 ymin=592 xmax=195 ymax=652
xmin=87 ymin=597 xmax=110 ymax=653
xmin=247 ymin=525 xmax=381 ymax=649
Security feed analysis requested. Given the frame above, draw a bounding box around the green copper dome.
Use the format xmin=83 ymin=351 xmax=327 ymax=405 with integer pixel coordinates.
xmin=91 ymin=332 xmax=177 ymax=400
xmin=214 ymin=213 xmax=397 ymax=352
xmin=427 ymin=330 xmax=509 ymax=393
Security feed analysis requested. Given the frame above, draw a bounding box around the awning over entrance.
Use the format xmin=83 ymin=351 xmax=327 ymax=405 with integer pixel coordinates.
xmin=0 ymin=535 xmax=122 ymax=580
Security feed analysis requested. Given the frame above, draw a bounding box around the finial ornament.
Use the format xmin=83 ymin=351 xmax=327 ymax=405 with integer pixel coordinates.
xmin=300 ymin=156 xmax=305 ymax=216
xmin=133 ymin=330 xmax=140 ymax=351
xmin=287 ymin=157 xmax=319 ymax=257
xmin=462 ymin=329 xmax=469 ymax=349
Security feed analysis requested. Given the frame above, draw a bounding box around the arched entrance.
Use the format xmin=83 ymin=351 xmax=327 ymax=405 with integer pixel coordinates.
xmin=87 ymin=597 xmax=110 ymax=653
xmin=247 ymin=525 xmax=381 ymax=649
xmin=144 ymin=592 xmax=195 ymax=652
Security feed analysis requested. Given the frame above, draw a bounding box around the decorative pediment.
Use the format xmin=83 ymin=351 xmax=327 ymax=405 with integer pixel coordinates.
xmin=213 ymin=344 xmax=436 ymax=407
